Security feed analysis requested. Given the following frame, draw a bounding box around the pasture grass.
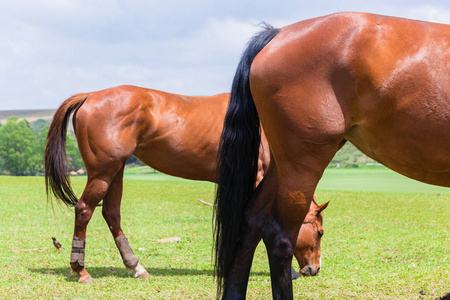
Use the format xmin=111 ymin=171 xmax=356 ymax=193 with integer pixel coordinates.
xmin=318 ymin=167 xmax=450 ymax=194
xmin=0 ymin=169 xmax=448 ymax=299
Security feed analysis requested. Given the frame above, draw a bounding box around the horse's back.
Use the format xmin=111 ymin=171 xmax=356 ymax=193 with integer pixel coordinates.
xmin=250 ymin=12 xmax=450 ymax=187
xmin=132 ymin=90 xmax=229 ymax=181
xmin=74 ymin=85 xmax=230 ymax=181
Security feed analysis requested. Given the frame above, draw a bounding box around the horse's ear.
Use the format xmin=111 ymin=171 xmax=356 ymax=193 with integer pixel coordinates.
xmin=318 ymin=201 xmax=330 ymax=213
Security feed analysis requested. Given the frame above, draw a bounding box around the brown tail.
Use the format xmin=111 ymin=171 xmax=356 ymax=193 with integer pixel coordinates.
xmin=44 ymin=93 xmax=89 ymax=207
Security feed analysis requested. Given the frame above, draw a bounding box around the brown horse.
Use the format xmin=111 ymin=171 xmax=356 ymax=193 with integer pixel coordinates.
xmin=294 ymin=197 xmax=328 ymax=276
xmin=44 ymin=85 xmax=327 ymax=283
xmin=215 ymin=12 xmax=449 ymax=299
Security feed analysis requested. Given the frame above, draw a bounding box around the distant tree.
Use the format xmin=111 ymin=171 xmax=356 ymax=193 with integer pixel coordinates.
xmin=328 ymin=142 xmax=377 ymax=168
xmin=35 ymin=125 xmax=50 ymax=174
xmin=35 ymin=125 xmax=84 ymax=173
xmin=31 ymin=119 xmax=50 ymax=137
xmin=126 ymin=155 xmax=144 ymax=166
xmin=36 ymin=125 xmax=48 ymax=155
xmin=0 ymin=116 xmax=41 ymax=175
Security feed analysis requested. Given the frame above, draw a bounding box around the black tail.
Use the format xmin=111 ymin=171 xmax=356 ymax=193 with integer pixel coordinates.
xmin=45 ymin=93 xmax=88 ymax=207
xmin=214 ymin=24 xmax=280 ymax=295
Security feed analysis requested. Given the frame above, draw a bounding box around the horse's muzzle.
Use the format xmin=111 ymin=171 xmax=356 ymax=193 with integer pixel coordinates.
xmin=300 ymin=265 xmax=321 ymax=276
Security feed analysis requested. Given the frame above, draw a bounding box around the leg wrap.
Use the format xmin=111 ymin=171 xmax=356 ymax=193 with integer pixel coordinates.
xmin=115 ymin=234 xmax=139 ymax=268
xmin=70 ymin=236 xmax=86 ymax=267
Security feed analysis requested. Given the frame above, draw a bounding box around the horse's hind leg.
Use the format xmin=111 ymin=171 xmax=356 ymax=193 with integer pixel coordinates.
xmin=262 ymin=147 xmax=339 ymax=299
xmin=261 ymin=166 xmax=324 ymax=299
xmin=101 ymin=165 xmax=150 ymax=279
xmin=70 ymin=152 xmax=134 ymax=283
xmin=71 ymin=176 xmax=114 ymax=283
xmin=258 ymin=105 xmax=343 ymax=298
xmin=222 ymin=161 xmax=278 ymax=298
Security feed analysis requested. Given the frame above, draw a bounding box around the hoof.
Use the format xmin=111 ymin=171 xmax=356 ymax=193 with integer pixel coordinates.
xmin=131 ymin=263 xmax=150 ymax=279
xmin=135 ymin=271 xmax=150 ymax=279
xmin=79 ymin=276 xmax=94 ymax=284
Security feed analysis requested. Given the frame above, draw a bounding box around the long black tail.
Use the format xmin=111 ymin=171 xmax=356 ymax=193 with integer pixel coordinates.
xmin=45 ymin=93 xmax=88 ymax=207
xmin=214 ymin=24 xmax=280 ymax=295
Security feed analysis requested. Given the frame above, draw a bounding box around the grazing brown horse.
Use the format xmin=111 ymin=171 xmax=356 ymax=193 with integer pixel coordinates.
xmin=215 ymin=12 xmax=449 ymax=299
xmin=294 ymin=197 xmax=328 ymax=276
xmin=44 ymin=85 xmax=327 ymax=283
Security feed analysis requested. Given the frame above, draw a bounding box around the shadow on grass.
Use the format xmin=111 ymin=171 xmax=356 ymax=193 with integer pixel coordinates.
xmin=30 ymin=266 xmax=270 ymax=282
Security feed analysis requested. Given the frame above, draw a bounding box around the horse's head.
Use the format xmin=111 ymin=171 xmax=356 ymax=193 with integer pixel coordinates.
xmin=294 ymin=197 xmax=329 ymax=276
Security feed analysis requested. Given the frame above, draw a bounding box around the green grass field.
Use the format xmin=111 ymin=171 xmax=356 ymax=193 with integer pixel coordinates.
xmin=0 ymin=168 xmax=448 ymax=299
xmin=318 ymin=167 xmax=450 ymax=194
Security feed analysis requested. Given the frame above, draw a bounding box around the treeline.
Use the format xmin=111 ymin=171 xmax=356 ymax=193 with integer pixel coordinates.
xmin=0 ymin=114 xmax=377 ymax=176
xmin=0 ymin=116 xmax=83 ymax=176
xmin=328 ymin=142 xmax=378 ymax=168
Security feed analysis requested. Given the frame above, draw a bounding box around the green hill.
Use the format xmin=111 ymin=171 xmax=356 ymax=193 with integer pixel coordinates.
xmin=0 ymin=109 xmax=55 ymax=125
xmin=330 ymin=142 xmax=378 ymax=167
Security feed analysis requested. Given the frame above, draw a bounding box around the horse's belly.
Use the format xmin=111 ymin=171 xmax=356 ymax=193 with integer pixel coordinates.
xmin=134 ymin=147 xmax=217 ymax=182
xmin=346 ymin=123 xmax=450 ymax=188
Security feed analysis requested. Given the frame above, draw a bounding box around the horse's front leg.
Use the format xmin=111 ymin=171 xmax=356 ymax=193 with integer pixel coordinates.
xmin=102 ymin=166 xmax=150 ymax=279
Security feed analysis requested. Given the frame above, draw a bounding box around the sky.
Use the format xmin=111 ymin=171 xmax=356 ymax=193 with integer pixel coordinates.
xmin=0 ymin=0 xmax=449 ymax=110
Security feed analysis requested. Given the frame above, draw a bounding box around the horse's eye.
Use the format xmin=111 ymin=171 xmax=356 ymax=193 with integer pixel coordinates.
xmin=318 ymin=230 xmax=324 ymax=237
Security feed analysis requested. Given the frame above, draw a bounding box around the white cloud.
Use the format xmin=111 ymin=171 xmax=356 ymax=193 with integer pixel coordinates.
xmin=405 ymin=5 xmax=450 ymax=24
xmin=0 ymin=1 xmax=448 ymax=110
xmin=172 ymin=18 xmax=259 ymax=64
